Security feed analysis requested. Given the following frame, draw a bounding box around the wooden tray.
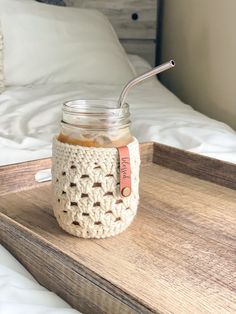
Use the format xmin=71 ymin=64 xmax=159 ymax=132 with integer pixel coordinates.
xmin=0 ymin=142 xmax=236 ymax=314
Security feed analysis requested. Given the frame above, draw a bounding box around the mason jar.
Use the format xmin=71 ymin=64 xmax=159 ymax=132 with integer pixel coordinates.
xmin=52 ymin=99 xmax=140 ymax=239
xmin=58 ymin=100 xmax=133 ymax=148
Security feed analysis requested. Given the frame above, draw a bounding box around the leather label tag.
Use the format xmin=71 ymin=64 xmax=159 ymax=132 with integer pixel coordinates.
xmin=118 ymin=146 xmax=131 ymax=197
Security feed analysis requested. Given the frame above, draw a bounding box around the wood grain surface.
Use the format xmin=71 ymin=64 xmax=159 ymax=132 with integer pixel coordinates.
xmin=0 ymin=158 xmax=51 ymax=196
xmin=0 ymin=142 xmax=152 ymax=196
xmin=153 ymin=142 xmax=236 ymax=190
xmin=0 ymin=143 xmax=236 ymax=314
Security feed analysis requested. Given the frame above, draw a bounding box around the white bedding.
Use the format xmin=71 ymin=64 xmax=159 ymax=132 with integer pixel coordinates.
xmin=0 ymin=55 xmax=236 ymax=165
xmin=0 ymin=55 xmax=236 ymax=314
xmin=0 ymin=244 xmax=80 ymax=314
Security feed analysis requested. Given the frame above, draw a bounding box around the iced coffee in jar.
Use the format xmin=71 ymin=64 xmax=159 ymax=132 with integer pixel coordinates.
xmin=52 ymin=59 xmax=175 ymax=239
xmin=58 ymin=100 xmax=133 ymax=148
xmin=52 ymin=99 xmax=140 ymax=239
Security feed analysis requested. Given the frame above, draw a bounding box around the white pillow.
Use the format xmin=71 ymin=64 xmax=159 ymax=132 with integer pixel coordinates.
xmin=0 ymin=0 xmax=135 ymax=86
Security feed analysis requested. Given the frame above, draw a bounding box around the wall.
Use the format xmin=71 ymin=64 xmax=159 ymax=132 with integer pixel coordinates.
xmin=160 ymin=0 xmax=236 ymax=130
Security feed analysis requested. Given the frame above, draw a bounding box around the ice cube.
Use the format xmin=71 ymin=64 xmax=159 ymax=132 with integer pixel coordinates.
xmin=95 ymin=135 xmax=112 ymax=147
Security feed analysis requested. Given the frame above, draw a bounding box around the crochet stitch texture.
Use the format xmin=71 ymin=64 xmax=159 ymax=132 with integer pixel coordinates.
xmin=52 ymin=138 xmax=140 ymax=238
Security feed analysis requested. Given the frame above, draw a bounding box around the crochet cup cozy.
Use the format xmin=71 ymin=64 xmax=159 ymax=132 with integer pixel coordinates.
xmin=52 ymin=137 xmax=140 ymax=238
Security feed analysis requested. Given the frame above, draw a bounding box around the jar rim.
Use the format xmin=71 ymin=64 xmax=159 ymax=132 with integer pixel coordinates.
xmin=63 ymin=99 xmax=129 ymax=114
xmin=62 ymin=99 xmax=130 ymax=130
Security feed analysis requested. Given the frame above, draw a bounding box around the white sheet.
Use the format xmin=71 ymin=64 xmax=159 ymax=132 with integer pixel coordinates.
xmin=0 ymin=245 xmax=81 ymax=314
xmin=0 ymin=54 xmax=236 ymax=165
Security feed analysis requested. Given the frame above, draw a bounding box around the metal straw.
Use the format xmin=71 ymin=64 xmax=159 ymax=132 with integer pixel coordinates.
xmin=118 ymin=60 xmax=175 ymax=108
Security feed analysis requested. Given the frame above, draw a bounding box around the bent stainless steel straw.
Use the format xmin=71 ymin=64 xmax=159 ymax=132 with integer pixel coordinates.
xmin=118 ymin=60 xmax=175 ymax=108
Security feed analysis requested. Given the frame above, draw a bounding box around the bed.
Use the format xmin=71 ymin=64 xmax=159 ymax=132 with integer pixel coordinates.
xmin=0 ymin=54 xmax=236 ymax=166
xmin=0 ymin=1 xmax=236 ymax=314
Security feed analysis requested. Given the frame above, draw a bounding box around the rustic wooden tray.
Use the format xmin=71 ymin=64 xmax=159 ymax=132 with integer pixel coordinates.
xmin=0 ymin=142 xmax=236 ymax=314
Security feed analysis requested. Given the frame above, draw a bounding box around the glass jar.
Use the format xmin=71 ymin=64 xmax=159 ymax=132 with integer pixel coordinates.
xmin=52 ymin=99 xmax=140 ymax=239
xmin=58 ymin=100 xmax=133 ymax=148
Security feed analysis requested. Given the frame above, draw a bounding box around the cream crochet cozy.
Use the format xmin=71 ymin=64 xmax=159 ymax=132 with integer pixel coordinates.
xmin=52 ymin=138 xmax=140 ymax=238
